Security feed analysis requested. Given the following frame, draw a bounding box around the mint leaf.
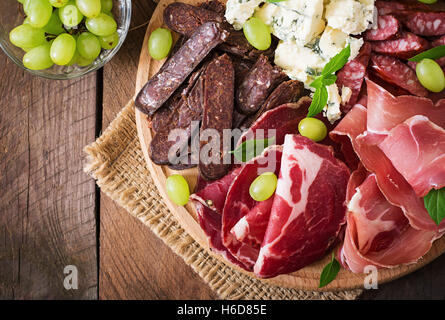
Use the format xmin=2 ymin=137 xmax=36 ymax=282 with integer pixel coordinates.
xmin=322 ymin=74 xmax=338 ymax=86
xmin=310 ymin=76 xmax=324 ymax=89
xmin=307 ymin=85 xmax=328 ymax=118
xmin=230 ymin=136 xmax=276 ymax=163
xmin=409 ymin=45 xmax=445 ymax=62
xmin=423 ymin=188 xmax=445 ymax=226
xmin=319 ymin=253 xmax=341 ymax=288
xmin=322 ymin=44 xmax=351 ymax=76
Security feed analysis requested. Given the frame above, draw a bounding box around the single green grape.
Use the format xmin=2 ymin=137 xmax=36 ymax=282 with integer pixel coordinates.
xmin=9 ymin=24 xmax=46 ymax=49
xmin=417 ymin=0 xmax=437 ymax=4
xmin=85 ymin=13 xmax=117 ymax=36
xmin=44 ymin=10 xmax=65 ymax=35
xmin=59 ymin=0 xmax=84 ymax=28
xmin=24 ymin=0 xmax=53 ymax=28
xmin=148 ymin=28 xmax=173 ymax=60
xmin=416 ymin=58 xmax=445 ymax=92
xmin=98 ymin=32 xmax=119 ymax=50
xmin=50 ymin=33 xmax=76 ymax=65
xmin=243 ymin=17 xmax=271 ymax=51
xmin=102 ymin=11 xmax=113 ymax=18
xmin=298 ymin=117 xmax=328 ymax=142
xmin=76 ymin=55 xmax=94 ymax=66
xmin=76 ymin=0 xmax=101 ymax=18
xmin=76 ymin=32 xmax=101 ymax=60
xmin=67 ymin=49 xmax=79 ymax=66
xmin=166 ymin=174 xmax=190 ymax=206
xmin=23 ymin=42 xmax=54 ymax=70
xmin=49 ymin=0 xmax=68 ymax=7
xmin=101 ymin=0 xmax=113 ymax=12
xmin=249 ymin=172 xmax=278 ymax=202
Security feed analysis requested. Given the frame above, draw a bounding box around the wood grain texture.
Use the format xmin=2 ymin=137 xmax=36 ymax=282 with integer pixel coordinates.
xmin=99 ymin=0 xmax=217 ymax=300
xmin=0 ymin=52 xmax=98 ymax=299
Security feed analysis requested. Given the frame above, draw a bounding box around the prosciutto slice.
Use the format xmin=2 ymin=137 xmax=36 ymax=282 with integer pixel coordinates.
xmin=254 ymin=135 xmax=350 ymax=278
xmin=340 ymin=174 xmax=437 ymax=273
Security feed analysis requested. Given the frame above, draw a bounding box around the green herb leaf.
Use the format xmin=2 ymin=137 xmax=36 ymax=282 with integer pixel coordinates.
xmin=307 ymin=85 xmax=328 ymax=118
xmin=322 ymin=74 xmax=338 ymax=86
xmin=230 ymin=136 xmax=276 ymax=163
xmin=423 ymin=188 xmax=445 ymax=226
xmin=409 ymin=45 xmax=445 ymax=62
xmin=322 ymin=44 xmax=351 ymax=76
xmin=319 ymin=253 xmax=341 ymax=288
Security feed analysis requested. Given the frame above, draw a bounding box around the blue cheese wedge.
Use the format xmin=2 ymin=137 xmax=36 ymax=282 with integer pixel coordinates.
xmin=323 ymin=84 xmax=343 ymax=123
xmin=325 ymin=0 xmax=375 ymax=35
xmin=225 ymin=0 xmax=263 ymax=30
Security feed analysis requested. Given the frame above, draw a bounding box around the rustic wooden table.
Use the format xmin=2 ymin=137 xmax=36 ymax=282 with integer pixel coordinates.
xmin=1 ymin=1 xmax=444 ymax=300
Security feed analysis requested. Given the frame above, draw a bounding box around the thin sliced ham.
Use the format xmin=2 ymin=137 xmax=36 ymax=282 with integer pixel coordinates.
xmin=254 ymin=135 xmax=350 ymax=278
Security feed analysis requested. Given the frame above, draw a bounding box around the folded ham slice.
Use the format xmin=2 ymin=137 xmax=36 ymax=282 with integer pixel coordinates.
xmin=254 ymin=135 xmax=350 ymax=278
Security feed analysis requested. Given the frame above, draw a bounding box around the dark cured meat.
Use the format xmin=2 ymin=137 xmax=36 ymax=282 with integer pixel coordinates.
xmin=336 ymin=42 xmax=371 ymax=112
xmin=219 ymin=31 xmax=277 ymax=61
xmin=199 ymin=54 xmax=235 ymax=180
xmin=242 ymin=80 xmax=304 ymax=128
xmin=375 ymin=0 xmax=431 ymax=16
xmin=371 ymin=32 xmax=429 ymax=60
xmin=135 ymin=22 xmax=228 ymax=116
xmin=365 ymin=15 xmax=401 ymax=41
xmin=405 ymin=12 xmax=445 ymax=36
xmin=370 ymin=54 xmax=428 ymax=97
xmin=236 ymin=55 xmax=287 ymax=115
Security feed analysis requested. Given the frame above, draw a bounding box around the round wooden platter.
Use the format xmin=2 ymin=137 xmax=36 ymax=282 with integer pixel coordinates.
xmin=133 ymin=0 xmax=445 ymax=292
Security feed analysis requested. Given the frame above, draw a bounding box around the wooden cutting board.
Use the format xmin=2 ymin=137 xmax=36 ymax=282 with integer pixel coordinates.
xmin=133 ymin=0 xmax=445 ymax=291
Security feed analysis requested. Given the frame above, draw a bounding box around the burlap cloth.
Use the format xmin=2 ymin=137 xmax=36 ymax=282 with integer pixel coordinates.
xmin=84 ymin=100 xmax=362 ymax=300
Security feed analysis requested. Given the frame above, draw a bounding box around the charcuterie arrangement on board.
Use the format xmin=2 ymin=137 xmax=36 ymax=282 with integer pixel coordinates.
xmin=134 ymin=0 xmax=445 ymax=289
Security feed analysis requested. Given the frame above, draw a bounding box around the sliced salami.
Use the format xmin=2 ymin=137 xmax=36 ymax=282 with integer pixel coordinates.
xmin=365 ymin=15 xmax=401 ymax=41
xmin=405 ymin=12 xmax=445 ymax=37
xmin=371 ymin=32 xmax=429 ymax=60
xmin=370 ymin=53 xmax=428 ymax=97
xmin=375 ymin=0 xmax=430 ymax=16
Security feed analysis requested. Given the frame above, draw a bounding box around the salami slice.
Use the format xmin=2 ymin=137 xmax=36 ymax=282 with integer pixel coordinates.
xmin=336 ymin=42 xmax=371 ymax=112
xmin=199 ymin=54 xmax=235 ymax=180
xmin=371 ymin=32 xmax=429 ymax=60
xmin=135 ymin=22 xmax=229 ymax=116
xmin=365 ymin=15 xmax=401 ymax=41
xmin=405 ymin=12 xmax=445 ymax=36
xmin=375 ymin=0 xmax=430 ymax=16
xmin=236 ymin=55 xmax=287 ymax=115
xmin=370 ymin=53 xmax=428 ymax=97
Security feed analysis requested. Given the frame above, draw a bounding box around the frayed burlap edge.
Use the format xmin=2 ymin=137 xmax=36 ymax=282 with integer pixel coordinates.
xmin=84 ymin=100 xmax=362 ymax=300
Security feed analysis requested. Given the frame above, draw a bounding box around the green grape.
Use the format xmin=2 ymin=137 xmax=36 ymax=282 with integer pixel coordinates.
xmin=24 ymin=0 xmax=53 ymax=28
xmin=243 ymin=17 xmax=271 ymax=51
xmin=417 ymin=0 xmax=437 ymax=4
xmin=59 ymin=0 xmax=84 ymax=27
xmin=148 ymin=28 xmax=173 ymax=60
xmin=67 ymin=49 xmax=79 ymax=65
xmin=17 ymin=0 xmax=25 ymax=3
xmin=85 ymin=13 xmax=117 ymax=36
xmin=23 ymin=17 xmax=31 ymax=25
xmin=166 ymin=174 xmax=190 ymax=206
xmin=76 ymin=0 xmax=101 ymax=18
xmin=50 ymin=33 xmax=76 ymax=65
xmin=101 ymin=0 xmax=113 ymax=12
xmin=9 ymin=24 xmax=46 ymax=49
xmin=249 ymin=172 xmax=277 ymax=202
xmin=23 ymin=43 xmax=54 ymax=70
xmin=76 ymin=54 xmax=94 ymax=66
xmin=298 ymin=117 xmax=328 ymax=142
xmin=416 ymin=59 xmax=445 ymax=92
xmin=103 ymin=10 xmax=113 ymax=18
xmin=77 ymin=32 xmax=101 ymax=59
xmin=98 ymin=32 xmax=119 ymax=50
xmin=49 ymin=0 xmax=68 ymax=7
xmin=44 ymin=10 xmax=65 ymax=35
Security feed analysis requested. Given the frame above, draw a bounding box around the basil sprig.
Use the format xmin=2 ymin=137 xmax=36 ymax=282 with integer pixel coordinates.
xmin=230 ymin=136 xmax=276 ymax=163
xmin=423 ymin=187 xmax=445 ymax=226
xmin=319 ymin=252 xmax=341 ymax=288
xmin=307 ymin=45 xmax=351 ymax=118
xmin=409 ymin=45 xmax=445 ymax=62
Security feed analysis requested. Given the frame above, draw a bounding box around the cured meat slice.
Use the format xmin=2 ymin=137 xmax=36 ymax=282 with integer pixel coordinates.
xmin=222 ymin=145 xmax=283 ymax=269
xmin=405 ymin=12 xmax=445 ymax=36
xmin=370 ymin=54 xmax=428 ymax=97
xmin=365 ymin=15 xmax=401 ymax=41
xmin=378 ymin=115 xmax=445 ymax=197
xmin=371 ymin=32 xmax=429 ymax=60
xmin=336 ymin=42 xmax=371 ymax=112
xmin=236 ymin=55 xmax=287 ymax=115
xmin=339 ymin=174 xmax=437 ymax=273
xmin=375 ymin=0 xmax=430 ymax=16
xmin=199 ymin=54 xmax=235 ymax=180
xmin=254 ymin=135 xmax=350 ymax=278
xmin=135 ymin=22 xmax=228 ymax=115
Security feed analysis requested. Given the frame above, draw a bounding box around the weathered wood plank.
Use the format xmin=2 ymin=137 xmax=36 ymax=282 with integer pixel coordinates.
xmin=99 ymin=0 xmax=217 ymax=300
xmin=0 ymin=53 xmax=98 ymax=299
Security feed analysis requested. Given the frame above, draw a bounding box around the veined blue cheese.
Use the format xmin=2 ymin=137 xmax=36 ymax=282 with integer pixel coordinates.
xmin=323 ymin=84 xmax=343 ymax=123
xmin=325 ymin=0 xmax=375 ymax=35
xmin=319 ymin=26 xmax=364 ymax=60
xmin=225 ymin=0 xmax=263 ymax=30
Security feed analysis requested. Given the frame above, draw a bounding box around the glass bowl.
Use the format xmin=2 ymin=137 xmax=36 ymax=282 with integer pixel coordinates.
xmin=0 ymin=0 xmax=131 ymax=80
